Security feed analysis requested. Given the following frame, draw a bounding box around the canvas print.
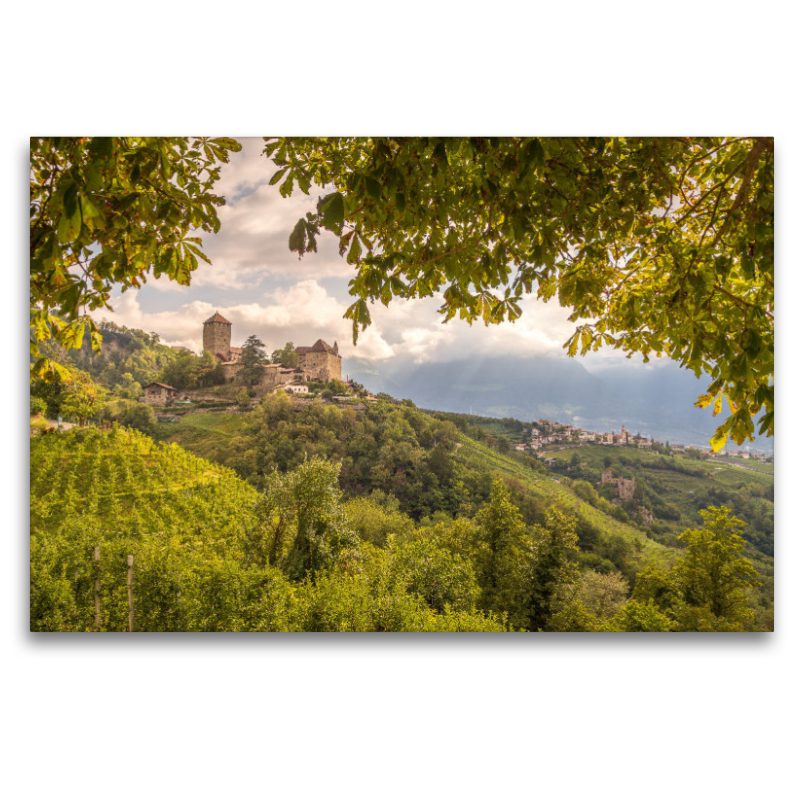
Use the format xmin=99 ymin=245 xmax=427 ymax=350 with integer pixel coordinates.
xmin=30 ymin=137 xmax=774 ymax=632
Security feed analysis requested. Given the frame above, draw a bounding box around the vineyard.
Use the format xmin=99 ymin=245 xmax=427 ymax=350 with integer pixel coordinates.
xmin=30 ymin=426 xmax=263 ymax=631
xmin=29 ymin=426 xmax=505 ymax=632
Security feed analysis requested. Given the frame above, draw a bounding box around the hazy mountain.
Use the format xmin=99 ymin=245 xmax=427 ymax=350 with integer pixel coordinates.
xmin=343 ymin=354 xmax=773 ymax=452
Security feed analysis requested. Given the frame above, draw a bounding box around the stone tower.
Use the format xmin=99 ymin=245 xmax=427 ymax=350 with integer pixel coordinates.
xmin=203 ymin=311 xmax=232 ymax=360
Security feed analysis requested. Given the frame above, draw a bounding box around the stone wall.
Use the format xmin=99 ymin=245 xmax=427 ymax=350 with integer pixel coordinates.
xmin=203 ymin=320 xmax=231 ymax=359
xmin=297 ymin=351 xmax=342 ymax=382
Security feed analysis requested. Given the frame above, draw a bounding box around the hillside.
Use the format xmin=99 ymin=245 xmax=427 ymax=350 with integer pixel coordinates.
xmin=30 ymin=427 xmax=507 ymax=632
xmin=542 ymin=444 xmax=774 ymax=557
xmin=154 ymin=402 xmax=688 ymax=574
xmin=31 ymin=400 xmax=774 ymax=632
xmin=343 ymin=353 xmax=774 ymax=452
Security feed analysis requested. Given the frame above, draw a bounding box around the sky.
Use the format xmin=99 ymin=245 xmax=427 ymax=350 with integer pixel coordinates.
xmin=99 ymin=137 xmax=633 ymax=370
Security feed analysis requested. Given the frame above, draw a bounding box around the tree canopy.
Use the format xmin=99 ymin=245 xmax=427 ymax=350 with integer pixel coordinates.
xmin=264 ymin=136 xmax=773 ymax=449
xmin=30 ymin=136 xmax=773 ymax=450
xmin=30 ymin=136 xmax=241 ymax=380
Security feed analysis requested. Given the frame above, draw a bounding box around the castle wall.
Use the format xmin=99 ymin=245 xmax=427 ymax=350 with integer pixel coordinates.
xmin=221 ymin=363 xmax=240 ymax=381
xmin=298 ymin=352 xmax=342 ymax=382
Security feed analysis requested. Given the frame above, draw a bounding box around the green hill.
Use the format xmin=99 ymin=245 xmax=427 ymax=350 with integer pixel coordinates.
xmin=30 ymin=426 xmax=505 ymax=632
xmin=542 ymin=445 xmax=773 ymax=557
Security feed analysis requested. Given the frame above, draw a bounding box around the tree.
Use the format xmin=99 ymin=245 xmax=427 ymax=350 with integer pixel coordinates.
xmin=119 ymin=402 xmax=157 ymax=436
xmin=526 ymin=506 xmax=581 ymax=631
xmin=30 ymin=396 xmax=47 ymax=416
xmin=239 ymin=335 xmax=268 ymax=385
xmin=112 ymin=372 xmax=143 ymax=400
xmin=672 ymin=506 xmax=761 ymax=629
xmin=30 ymin=136 xmax=241 ymax=381
xmin=59 ymin=371 xmax=106 ymax=426
xmin=271 ymin=342 xmax=298 ymax=368
xmin=265 ymin=136 xmax=773 ymax=450
xmin=473 ymin=479 xmax=533 ymax=626
xmin=252 ymin=458 xmax=358 ymax=581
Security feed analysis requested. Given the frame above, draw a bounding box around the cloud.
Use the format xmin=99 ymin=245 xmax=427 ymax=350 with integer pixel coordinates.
xmin=100 ymin=280 xmax=396 ymax=360
xmin=179 ymin=139 xmax=355 ymax=292
xmin=111 ymin=140 xmax=633 ymax=368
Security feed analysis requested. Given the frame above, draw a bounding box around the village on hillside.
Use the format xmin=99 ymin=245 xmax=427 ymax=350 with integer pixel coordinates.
xmin=517 ymin=419 xmax=773 ymax=464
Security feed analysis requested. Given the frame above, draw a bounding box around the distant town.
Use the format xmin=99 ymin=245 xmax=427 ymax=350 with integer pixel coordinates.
xmin=514 ymin=419 xmax=774 ymax=463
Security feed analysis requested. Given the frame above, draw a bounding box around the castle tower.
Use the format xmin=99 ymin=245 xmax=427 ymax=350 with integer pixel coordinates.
xmin=203 ymin=311 xmax=232 ymax=360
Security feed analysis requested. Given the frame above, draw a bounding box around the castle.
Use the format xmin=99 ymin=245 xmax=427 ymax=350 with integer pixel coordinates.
xmin=600 ymin=469 xmax=636 ymax=502
xmin=202 ymin=312 xmax=342 ymax=388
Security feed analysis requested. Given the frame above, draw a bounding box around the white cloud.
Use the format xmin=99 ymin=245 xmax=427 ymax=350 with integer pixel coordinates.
xmin=100 ymin=280 xmax=396 ymax=360
xmin=181 ymin=140 xmax=353 ymax=292
xmin=107 ymin=141 xmax=631 ymax=368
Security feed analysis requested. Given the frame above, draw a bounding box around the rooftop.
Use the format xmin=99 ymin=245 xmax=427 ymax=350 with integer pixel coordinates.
xmin=204 ymin=311 xmax=231 ymax=325
xmin=296 ymin=339 xmax=338 ymax=355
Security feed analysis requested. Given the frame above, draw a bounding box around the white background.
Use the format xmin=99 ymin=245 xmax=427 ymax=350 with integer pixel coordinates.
xmin=7 ymin=3 xmax=795 ymax=797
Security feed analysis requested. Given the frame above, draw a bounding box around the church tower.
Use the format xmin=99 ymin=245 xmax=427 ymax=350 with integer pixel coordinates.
xmin=203 ymin=311 xmax=232 ymax=360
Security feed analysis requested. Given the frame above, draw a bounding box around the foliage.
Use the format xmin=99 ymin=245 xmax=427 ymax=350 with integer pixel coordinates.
xmin=160 ymin=350 xmax=224 ymax=390
xmin=252 ymin=458 xmax=359 ymax=581
xmin=271 ymin=342 xmax=298 ymax=368
xmin=30 ymin=427 xmax=506 ymax=632
xmin=30 ymin=419 xmax=770 ymax=631
xmin=387 ymin=538 xmax=481 ymax=614
xmin=672 ymin=506 xmax=762 ymax=629
xmin=63 ymin=321 xmax=180 ymax=391
xmin=118 ymin=401 xmax=158 ymax=436
xmin=607 ymin=600 xmax=675 ymax=632
xmin=60 ymin=370 xmax=106 ymax=425
xmin=473 ymin=479 xmax=533 ymax=626
xmin=30 ymin=137 xmax=241 ymax=381
xmin=629 ymin=506 xmax=764 ymax=631
xmin=527 ymin=507 xmax=581 ymax=631
xmin=266 ymin=136 xmax=773 ymax=450
xmin=239 ymin=335 xmax=268 ymax=385
xmin=30 ymin=396 xmax=47 ymax=416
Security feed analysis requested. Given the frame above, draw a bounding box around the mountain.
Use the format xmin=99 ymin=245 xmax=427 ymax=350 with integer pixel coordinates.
xmin=343 ymin=354 xmax=773 ymax=452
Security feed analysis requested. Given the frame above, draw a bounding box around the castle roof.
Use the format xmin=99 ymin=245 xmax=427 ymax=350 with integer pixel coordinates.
xmin=204 ymin=311 xmax=231 ymax=325
xmin=297 ymin=339 xmax=338 ymax=355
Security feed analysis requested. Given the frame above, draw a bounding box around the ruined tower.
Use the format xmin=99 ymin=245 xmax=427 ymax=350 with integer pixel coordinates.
xmin=203 ymin=312 xmax=232 ymax=360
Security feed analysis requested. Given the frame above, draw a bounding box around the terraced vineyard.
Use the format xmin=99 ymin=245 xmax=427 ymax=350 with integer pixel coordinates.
xmin=30 ymin=426 xmax=261 ymax=632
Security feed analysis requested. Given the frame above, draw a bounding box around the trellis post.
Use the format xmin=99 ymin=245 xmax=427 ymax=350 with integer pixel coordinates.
xmin=127 ymin=555 xmax=134 ymax=632
xmin=94 ymin=546 xmax=101 ymax=629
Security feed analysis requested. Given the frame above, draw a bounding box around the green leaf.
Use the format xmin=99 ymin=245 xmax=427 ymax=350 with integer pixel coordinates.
xmin=365 ymin=177 xmax=381 ymax=200
xmin=318 ymin=192 xmax=345 ymax=233
xmin=347 ymin=235 xmax=362 ymax=265
xmin=56 ymin=206 xmax=82 ymax=244
xmin=525 ymin=138 xmax=545 ymax=174
xmin=289 ymin=219 xmax=306 ymax=253
xmin=269 ymin=167 xmax=289 ymax=186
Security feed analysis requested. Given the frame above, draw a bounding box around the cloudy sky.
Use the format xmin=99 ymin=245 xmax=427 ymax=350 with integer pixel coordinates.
xmin=101 ymin=138 xmax=642 ymax=370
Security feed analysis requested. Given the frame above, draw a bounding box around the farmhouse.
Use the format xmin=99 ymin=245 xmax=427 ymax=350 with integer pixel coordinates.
xmin=143 ymin=382 xmax=181 ymax=406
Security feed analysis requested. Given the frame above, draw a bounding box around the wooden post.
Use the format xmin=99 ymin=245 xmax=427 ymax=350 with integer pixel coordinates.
xmin=94 ymin=546 xmax=101 ymax=630
xmin=127 ymin=554 xmax=134 ymax=632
